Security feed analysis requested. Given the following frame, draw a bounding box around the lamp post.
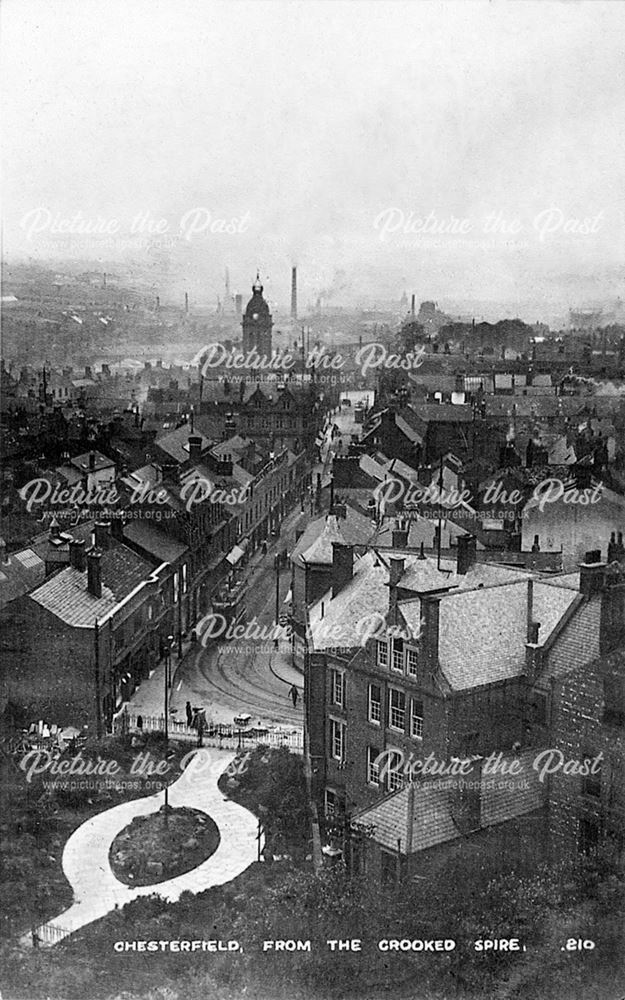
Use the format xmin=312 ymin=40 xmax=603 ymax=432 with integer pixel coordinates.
xmin=177 ymin=571 xmax=183 ymax=660
xmin=163 ymin=633 xmax=174 ymax=826
xmin=274 ymin=553 xmax=280 ymax=627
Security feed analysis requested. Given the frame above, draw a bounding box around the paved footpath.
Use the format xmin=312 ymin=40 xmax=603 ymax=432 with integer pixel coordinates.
xmin=23 ymin=749 xmax=260 ymax=948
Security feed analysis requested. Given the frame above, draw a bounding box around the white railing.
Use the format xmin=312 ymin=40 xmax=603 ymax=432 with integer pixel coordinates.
xmin=114 ymin=713 xmax=303 ymax=753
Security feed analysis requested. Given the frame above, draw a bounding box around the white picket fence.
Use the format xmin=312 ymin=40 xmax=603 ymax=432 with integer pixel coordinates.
xmin=115 ymin=712 xmax=303 ymax=753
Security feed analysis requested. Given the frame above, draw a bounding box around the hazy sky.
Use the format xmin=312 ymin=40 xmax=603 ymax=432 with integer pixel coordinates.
xmin=3 ymin=0 xmax=625 ymax=316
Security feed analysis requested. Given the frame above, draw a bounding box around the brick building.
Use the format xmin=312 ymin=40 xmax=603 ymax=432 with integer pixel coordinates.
xmin=542 ymin=559 xmax=625 ymax=866
xmin=303 ymin=536 xmax=575 ymax=817
xmin=0 ymin=527 xmax=173 ymax=731
xmin=198 ymin=377 xmax=325 ymax=457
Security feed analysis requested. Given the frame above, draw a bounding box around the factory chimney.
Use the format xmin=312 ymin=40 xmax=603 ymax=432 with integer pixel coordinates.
xmin=291 ymin=266 xmax=298 ymax=320
xmin=411 ymin=294 xmax=415 ymax=316
xmin=184 ymin=291 xmax=189 ymax=314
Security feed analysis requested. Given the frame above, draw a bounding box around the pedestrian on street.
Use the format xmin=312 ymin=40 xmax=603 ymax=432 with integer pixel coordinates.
xmin=185 ymin=700 xmax=193 ymax=728
xmin=289 ymin=684 xmax=299 ymax=708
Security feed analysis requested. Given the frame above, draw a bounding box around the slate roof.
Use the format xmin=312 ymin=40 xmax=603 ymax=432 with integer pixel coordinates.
xmin=409 ymin=402 xmax=474 ymax=424
xmin=292 ymin=509 xmax=376 ymax=567
xmin=56 ymin=463 xmax=83 ymax=486
xmin=359 ymin=454 xmax=390 ymax=482
xmin=354 ymin=749 xmax=546 ymax=854
xmin=395 ymin=414 xmax=424 ymax=444
xmin=356 ymin=782 xmax=459 ymax=853
xmin=399 ymin=557 xmax=526 ymax=595
xmin=436 ymin=581 xmax=578 ymax=689
xmin=211 ymin=434 xmax=252 ymax=457
xmin=155 ymin=425 xmax=212 ymax=463
xmin=373 ymin=516 xmax=469 ymax=551
xmin=308 ymin=551 xmax=389 ymax=650
xmin=301 ymin=517 xmax=348 ymax=565
xmin=123 ymin=520 xmax=188 ymax=564
xmin=70 ymin=450 xmax=116 ymax=473
xmin=542 ymin=572 xmax=579 ymax=589
xmin=0 ymin=548 xmax=46 ymax=609
xmin=29 ymin=544 xmax=153 ymax=628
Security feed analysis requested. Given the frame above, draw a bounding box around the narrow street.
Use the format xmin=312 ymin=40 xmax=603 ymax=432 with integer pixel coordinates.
xmin=129 ymin=396 xmax=370 ymax=731
xmin=169 ymin=503 xmax=309 ymax=729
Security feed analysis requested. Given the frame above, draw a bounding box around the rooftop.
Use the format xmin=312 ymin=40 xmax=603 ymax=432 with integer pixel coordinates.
xmin=353 ymin=749 xmax=545 ymax=853
xmin=70 ymin=450 xmax=116 ymax=473
xmin=29 ymin=543 xmax=153 ymax=628
xmin=435 ymin=580 xmax=578 ymax=689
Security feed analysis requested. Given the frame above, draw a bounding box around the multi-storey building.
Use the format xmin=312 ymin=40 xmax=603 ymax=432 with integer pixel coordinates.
xmin=304 ymin=533 xmax=625 ymax=875
xmin=541 ymin=559 xmax=625 ymax=866
xmin=0 ymin=524 xmax=173 ymax=731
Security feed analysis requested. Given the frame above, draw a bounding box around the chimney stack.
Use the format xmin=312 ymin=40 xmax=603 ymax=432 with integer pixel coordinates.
xmin=188 ymin=435 xmax=203 ymax=463
xmin=420 ymin=596 xmax=440 ymax=672
xmin=579 ymin=551 xmax=606 ymax=597
xmin=291 ymin=266 xmax=298 ymax=321
xmin=389 ymin=556 xmax=405 ymax=588
xmin=110 ymin=514 xmax=125 ymax=542
xmin=184 ymin=291 xmax=189 ymax=314
xmin=331 ymin=542 xmax=354 ymax=598
xmin=456 ymin=534 xmax=477 ymax=575
xmin=392 ymin=520 xmax=409 ymax=549
xmin=69 ymin=538 xmax=86 ymax=572
xmin=411 ymin=294 xmax=416 ymax=316
xmin=94 ymin=521 xmax=111 ymax=550
xmin=87 ymin=548 xmax=102 ymax=597
xmin=388 ymin=556 xmax=405 ymax=623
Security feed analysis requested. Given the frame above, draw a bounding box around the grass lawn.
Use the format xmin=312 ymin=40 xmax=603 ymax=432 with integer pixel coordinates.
xmin=0 ymin=730 xmax=193 ymax=938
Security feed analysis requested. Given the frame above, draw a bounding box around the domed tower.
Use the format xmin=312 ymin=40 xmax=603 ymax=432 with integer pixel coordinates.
xmin=242 ymin=273 xmax=273 ymax=356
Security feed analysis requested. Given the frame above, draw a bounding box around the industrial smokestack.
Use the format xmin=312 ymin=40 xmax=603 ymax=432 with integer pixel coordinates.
xmin=291 ymin=266 xmax=298 ymax=320
xmin=411 ymin=294 xmax=415 ymax=316
xmin=184 ymin=291 xmax=189 ymax=314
